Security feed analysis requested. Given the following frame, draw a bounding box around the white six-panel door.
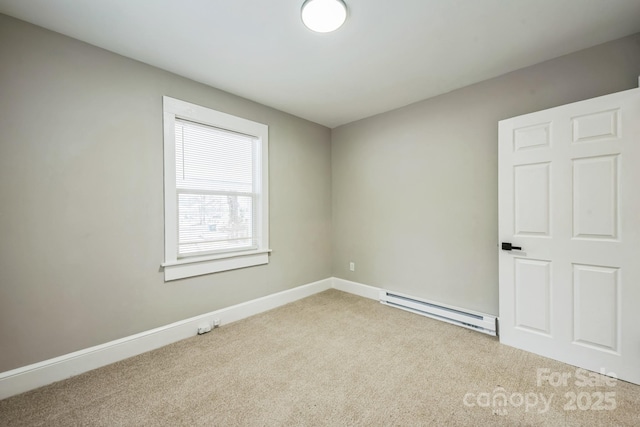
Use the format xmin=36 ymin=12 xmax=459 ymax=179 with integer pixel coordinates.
xmin=498 ymin=87 xmax=640 ymax=385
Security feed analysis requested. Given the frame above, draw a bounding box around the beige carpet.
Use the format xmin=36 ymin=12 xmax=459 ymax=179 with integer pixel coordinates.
xmin=1 ymin=289 xmax=639 ymax=426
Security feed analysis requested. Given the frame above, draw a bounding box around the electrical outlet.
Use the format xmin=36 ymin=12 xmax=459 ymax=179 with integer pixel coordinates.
xmin=349 ymin=262 xmax=355 ymax=272
xmin=197 ymin=322 xmax=212 ymax=335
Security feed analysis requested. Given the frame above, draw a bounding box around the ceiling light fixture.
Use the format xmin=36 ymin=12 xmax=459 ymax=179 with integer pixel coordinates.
xmin=301 ymin=0 xmax=347 ymax=33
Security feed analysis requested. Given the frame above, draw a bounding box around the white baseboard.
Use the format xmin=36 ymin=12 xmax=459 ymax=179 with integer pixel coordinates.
xmin=0 ymin=277 xmax=332 ymax=400
xmin=332 ymin=277 xmax=381 ymax=300
xmin=0 ymin=277 xmax=389 ymax=400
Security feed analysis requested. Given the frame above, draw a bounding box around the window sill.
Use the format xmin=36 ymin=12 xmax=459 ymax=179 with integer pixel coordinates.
xmin=162 ymin=249 xmax=271 ymax=281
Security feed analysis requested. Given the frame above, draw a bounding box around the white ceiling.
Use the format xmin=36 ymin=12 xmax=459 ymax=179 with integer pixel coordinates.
xmin=1 ymin=0 xmax=639 ymax=128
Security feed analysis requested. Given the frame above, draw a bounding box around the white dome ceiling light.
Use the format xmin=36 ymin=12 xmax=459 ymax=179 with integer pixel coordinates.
xmin=301 ymin=0 xmax=347 ymax=33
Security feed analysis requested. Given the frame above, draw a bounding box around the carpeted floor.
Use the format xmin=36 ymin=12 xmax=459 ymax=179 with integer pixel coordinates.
xmin=1 ymin=289 xmax=639 ymax=426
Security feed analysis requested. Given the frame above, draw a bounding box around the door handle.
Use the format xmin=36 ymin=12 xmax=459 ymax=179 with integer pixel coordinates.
xmin=501 ymin=242 xmax=522 ymax=251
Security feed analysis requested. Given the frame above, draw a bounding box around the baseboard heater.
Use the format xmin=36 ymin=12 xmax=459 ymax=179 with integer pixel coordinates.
xmin=379 ymin=290 xmax=497 ymax=336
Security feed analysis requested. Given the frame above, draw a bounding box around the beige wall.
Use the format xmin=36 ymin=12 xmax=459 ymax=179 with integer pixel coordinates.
xmin=0 ymin=15 xmax=332 ymax=372
xmin=331 ymin=33 xmax=640 ymax=315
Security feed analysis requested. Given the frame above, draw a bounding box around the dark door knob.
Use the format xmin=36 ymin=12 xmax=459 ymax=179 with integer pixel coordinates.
xmin=501 ymin=242 xmax=522 ymax=251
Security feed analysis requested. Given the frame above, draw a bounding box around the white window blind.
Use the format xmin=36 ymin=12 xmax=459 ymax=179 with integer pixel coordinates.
xmin=175 ymin=119 xmax=258 ymax=257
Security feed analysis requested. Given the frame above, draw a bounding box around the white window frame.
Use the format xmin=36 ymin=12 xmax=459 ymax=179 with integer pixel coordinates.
xmin=161 ymin=96 xmax=270 ymax=281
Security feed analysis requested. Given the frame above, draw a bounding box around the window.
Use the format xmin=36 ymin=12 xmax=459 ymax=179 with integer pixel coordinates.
xmin=162 ymin=97 xmax=269 ymax=281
